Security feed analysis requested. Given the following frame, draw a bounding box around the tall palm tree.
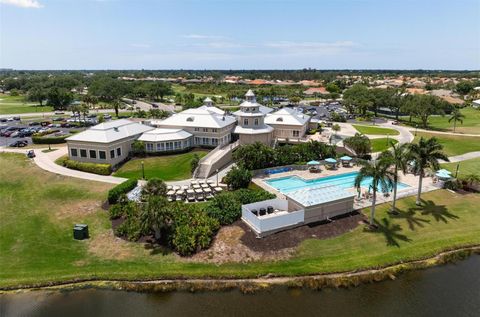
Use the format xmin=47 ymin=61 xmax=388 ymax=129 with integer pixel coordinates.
xmin=448 ymin=108 xmax=465 ymax=133
xmin=139 ymin=196 xmax=170 ymax=240
xmin=378 ymin=142 xmax=409 ymax=213
xmin=407 ymin=137 xmax=449 ymax=205
xmin=354 ymin=158 xmax=395 ymax=226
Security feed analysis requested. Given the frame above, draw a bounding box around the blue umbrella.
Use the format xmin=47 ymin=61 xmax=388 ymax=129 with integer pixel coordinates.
xmin=340 ymin=155 xmax=352 ymax=161
xmin=435 ymin=171 xmax=452 ymax=179
xmin=307 ymin=160 xmax=320 ymax=165
xmin=436 ymin=169 xmax=452 ymax=175
xmin=325 ymin=158 xmax=337 ymax=164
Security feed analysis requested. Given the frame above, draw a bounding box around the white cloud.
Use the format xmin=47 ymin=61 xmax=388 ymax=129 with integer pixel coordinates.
xmin=182 ymin=34 xmax=227 ymax=40
xmin=0 ymin=0 xmax=43 ymax=8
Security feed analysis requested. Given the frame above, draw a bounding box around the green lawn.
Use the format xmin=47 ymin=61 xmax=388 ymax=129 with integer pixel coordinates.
xmin=352 ymin=124 xmax=400 ymax=136
xmin=400 ymin=107 xmax=480 ymax=134
xmin=441 ymin=158 xmax=480 ymax=179
xmin=370 ymin=138 xmax=398 ymax=152
xmin=1 ymin=152 xmax=480 ymax=288
xmin=0 ymin=94 xmax=53 ymax=114
xmin=113 ymin=150 xmax=209 ymax=180
xmin=414 ymin=132 xmax=480 ymax=156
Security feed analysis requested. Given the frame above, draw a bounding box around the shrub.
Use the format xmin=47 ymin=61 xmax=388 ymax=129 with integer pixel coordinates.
xmin=224 ymin=165 xmax=252 ymax=190
xmin=59 ymin=158 xmax=112 ymax=176
xmin=113 ymin=201 xmax=142 ymax=241
xmin=172 ymin=207 xmax=219 ymax=256
xmin=32 ymin=134 xmax=71 ymax=144
xmin=234 ymin=188 xmax=276 ymax=205
xmin=107 ymin=179 xmax=138 ymax=204
xmin=444 ymin=179 xmax=460 ymax=191
xmin=190 ymin=153 xmax=200 ymax=173
xmin=33 ymin=129 xmax=60 ymax=137
xmin=109 ymin=204 xmax=124 ymax=219
xmin=206 ymin=192 xmax=242 ymax=225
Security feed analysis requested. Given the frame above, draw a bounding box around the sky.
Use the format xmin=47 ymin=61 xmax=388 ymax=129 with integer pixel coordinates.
xmin=0 ymin=0 xmax=479 ymax=70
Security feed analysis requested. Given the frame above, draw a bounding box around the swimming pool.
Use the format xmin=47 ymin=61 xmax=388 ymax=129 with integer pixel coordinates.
xmin=265 ymin=171 xmax=410 ymax=194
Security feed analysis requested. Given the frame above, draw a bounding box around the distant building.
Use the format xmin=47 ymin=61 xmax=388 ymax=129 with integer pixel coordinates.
xmin=303 ymin=87 xmax=328 ymax=95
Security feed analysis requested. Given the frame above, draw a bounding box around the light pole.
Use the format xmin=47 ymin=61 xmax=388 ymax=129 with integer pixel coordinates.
xmin=415 ymin=124 xmax=418 ymax=136
xmin=455 ymin=163 xmax=460 ymax=178
xmin=141 ymin=160 xmax=145 ymax=180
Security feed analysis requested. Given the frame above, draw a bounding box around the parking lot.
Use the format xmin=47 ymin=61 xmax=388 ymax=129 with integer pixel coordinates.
xmin=0 ymin=118 xmax=87 ymax=148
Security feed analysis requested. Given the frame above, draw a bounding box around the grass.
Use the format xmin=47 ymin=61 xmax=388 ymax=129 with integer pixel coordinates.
xmin=441 ymin=158 xmax=480 ymax=179
xmin=370 ymin=138 xmax=398 ymax=152
xmin=352 ymin=124 xmax=400 ymax=136
xmin=1 ymin=152 xmax=480 ymax=288
xmin=113 ymin=149 xmax=209 ymax=181
xmin=399 ymin=107 xmax=480 ymax=134
xmin=414 ymin=132 xmax=480 ymax=156
xmin=0 ymin=94 xmax=53 ymax=114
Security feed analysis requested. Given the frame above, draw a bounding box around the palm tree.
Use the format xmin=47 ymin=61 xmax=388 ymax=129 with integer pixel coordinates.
xmin=111 ymin=99 xmax=121 ymax=118
xmin=378 ymin=142 xmax=409 ymax=213
xmin=464 ymin=173 xmax=480 ymax=187
xmin=354 ymin=158 xmax=395 ymax=226
xmin=139 ymin=196 xmax=170 ymax=240
xmin=407 ymin=137 xmax=449 ymax=205
xmin=448 ymin=108 xmax=465 ymax=133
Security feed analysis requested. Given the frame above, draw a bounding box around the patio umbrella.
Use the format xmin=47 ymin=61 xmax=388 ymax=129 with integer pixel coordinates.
xmin=201 ymin=183 xmax=209 ymax=188
xmin=190 ymin=180 xmax=198 ymax=185
xmin=203 ymin=188 xmax=212 ymax=193
xmin=167 ymin=185 xmax=173 ymax=190
xmin=173 ymin=185 xmax=180 ymax=191
xmin=340 ymin=155 xmax=353 ymax=161
xmin=325 ymin=158 xmax=337 ymax=164
xmin=198 ymin=179 xmax=206 ymax=184
xmin=166 ymin=190 xmax=176 ymax=196
xmin=435 ymin=171 xmax=452 ymax=179
xmin=307 ymin=160 xmax=320 ymax=165
xmin=181 ymin=185 xmax=189 ymax=190
xmin=206 ymin=180 xmax=214 ymax=184
xmin=436 ymin=169 xmax=452 ymax=175
xmin=192 ymin=184 xmax=201 ymax=189
xmin=194 ymin=188 xmax=203 ymax=194
xmin=176 ymin=190 xmax=185 ymax=195
xmin=214 ymin=187 xmax=223 ymax=193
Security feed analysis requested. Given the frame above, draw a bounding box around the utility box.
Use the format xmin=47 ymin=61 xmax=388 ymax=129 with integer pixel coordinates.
xmin=73 ymin=224 xmax=89 ymax=240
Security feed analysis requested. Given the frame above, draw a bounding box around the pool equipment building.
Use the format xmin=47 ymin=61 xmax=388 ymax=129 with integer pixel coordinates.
xmin=241 ymin=184 xmax=355 ymax=237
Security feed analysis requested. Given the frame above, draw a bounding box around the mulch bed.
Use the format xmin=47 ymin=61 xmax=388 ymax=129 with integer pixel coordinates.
xmin=239 ymin=211 xmax=365 ymax=252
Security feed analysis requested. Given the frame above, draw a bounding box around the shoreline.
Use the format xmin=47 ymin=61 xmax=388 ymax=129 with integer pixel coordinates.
xmin=2 ymin=245 xmax=479 ymax=294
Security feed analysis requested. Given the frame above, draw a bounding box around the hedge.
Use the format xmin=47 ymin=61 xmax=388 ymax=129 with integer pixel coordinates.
xmin=57 ymin=157 xmax=112 ymax=176
xmin=108 ymin=178 xmax=138 ymax=204
xmin=33 ymin=129 xmax=60 ymax=137
xmin=32 ymin=134 xmax=71 ymax=144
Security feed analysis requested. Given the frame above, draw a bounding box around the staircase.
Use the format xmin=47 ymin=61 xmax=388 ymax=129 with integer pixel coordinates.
xmin=194 ymin=141 xmax=240 ymax=179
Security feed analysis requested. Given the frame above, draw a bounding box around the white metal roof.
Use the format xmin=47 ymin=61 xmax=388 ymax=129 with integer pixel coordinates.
xmin=286 ymin=185 xmax=355 ymax=207
xmin=234 ymin=101 xmax=273 ymax=115
xmin=265 ymin=107 xmax=310 ymax=126
xmin=138 ymin=128 xmax=192 ymax=142
xmin=154 ymin=106 xmax=236 ymax=129
xmin=66 ymin=119 xmax=154 ymax=143
xmin=245 ymin=89 xmax=255 ymax=97
xmin=234 ymin=125 xmax=274 ymax=134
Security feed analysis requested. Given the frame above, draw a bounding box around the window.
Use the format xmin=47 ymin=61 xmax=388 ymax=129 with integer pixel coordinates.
xmin=99 ymin=151 xmax=106 ymax=160
xmin=70 ymin=148 xmax=78 ymax=157
xmin=146 ymin=143 xmax=153 ymax=152
xmin=110 ymin=149 xmax=115 ymax=159
xmin=212 ymin=128 xmax=217 ymax=132
xmin=243 ymin=118 xmax=248 ymax=126
xmin=254 ymin=118 xmax=259 ymax=125
xmin=276 ymin=117 xmax=283 ymax=122
xmin=195 ymin=137 xmax=200 ymax=145
xmin=116 ymin=148 xmax=121 ymax=157
xmin=157 ymin=143 xmax=162 ymax=151
xmin=194 ymin=127 xmax=199 ymax=131
xmin=89 ymin=150 xmax=97 ymax=159
xmin=212 ymin=138 xmax=218 ymax=146
xmin=203 ymin=137 xmax=209 ymax=145
xmin=293 ymin=130 xmax=300 ymax=137
xmin=80 ymin=149 xmax=87 ymax=158
xmin=203 ymin=128 xmax=208 ymax=132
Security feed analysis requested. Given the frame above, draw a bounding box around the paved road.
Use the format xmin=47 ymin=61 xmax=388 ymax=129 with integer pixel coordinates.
xmin=123 ymin=98 xmax=176 ymax=113
xmin=0 ymin=109 xmax=115 ymax=119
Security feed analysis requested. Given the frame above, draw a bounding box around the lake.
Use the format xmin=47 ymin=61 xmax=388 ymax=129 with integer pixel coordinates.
xmin=1 ymin=255 xmax=479 ymax=317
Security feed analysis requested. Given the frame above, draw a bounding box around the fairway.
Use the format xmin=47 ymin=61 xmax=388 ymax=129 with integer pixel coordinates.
xmin=353 ymin=124 xmax=400 ymax=136
xmin=113 ymin=149 xmax=209 ymax=180
xmin=442 ymin=158 xmax=480 ymax=179
xmin=370 ymin=137 xmax=398 ymax=152
xmin=400 ymin=107 xmax=480 ymax=134
xmin=1 ymin=152 xmax=480 ymax=289
xmin=414 ymin=132 xmax=480 ymax=156
xmin=0 ymin=94 xmax=53 ymax=114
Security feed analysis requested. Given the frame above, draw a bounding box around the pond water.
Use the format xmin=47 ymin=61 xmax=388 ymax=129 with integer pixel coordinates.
xmin=1 ymin=255 xmax=479 ymax=317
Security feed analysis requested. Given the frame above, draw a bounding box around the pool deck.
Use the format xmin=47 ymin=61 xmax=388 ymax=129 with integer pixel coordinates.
xmin=252 ymin=165 xmax=440 ymax=210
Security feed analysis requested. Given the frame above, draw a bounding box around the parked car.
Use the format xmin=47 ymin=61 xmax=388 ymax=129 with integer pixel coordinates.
xmin=392 ymin=120 xmax=399 ymax=125
xmin=9 ymin=140 xmax=28 ymax=147
xmin=0 ymin=118 xmax=7 ymax=122
xmin=40 ymin=121 xmax=51 ymax=127
xmin=13 ymin=116 xmax=21 ymax=121
xmin=104 ymin=114 xmax=112 ymax=120
xmin=29 ymin=121 xmax=41 ymax=126
xmin=55 ymin=111 xmax=65 ymax=115
xmin=26 ymin=150 xmax=36 ymax=158
xmin=52 ymin=117 xmax=64 ymax=122
xmin=60 ymin=122 xmax=71 ymax=128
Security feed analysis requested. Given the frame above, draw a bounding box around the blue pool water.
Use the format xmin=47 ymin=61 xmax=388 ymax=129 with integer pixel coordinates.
xmin=265 ymin=171 xmax=410 ymax=194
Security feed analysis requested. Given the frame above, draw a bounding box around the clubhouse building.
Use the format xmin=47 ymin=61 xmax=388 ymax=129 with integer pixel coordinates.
xmin=66 ymin=90 xmax=316 ymax=166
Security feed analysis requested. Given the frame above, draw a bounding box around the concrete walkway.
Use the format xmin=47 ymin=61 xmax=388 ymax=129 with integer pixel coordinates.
xmin=0 ymin=146 xmax=126 ymax=184
xmin=406 ymin=127 xmax=480 ymax=137
xmin=441 ymin=151 xmax=480 ymax=163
